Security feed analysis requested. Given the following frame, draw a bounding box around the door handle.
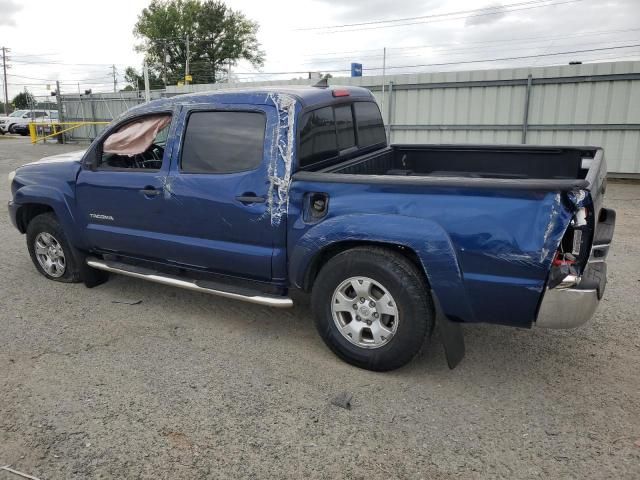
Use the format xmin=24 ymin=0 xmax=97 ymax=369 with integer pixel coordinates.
xmin=236 ymin=194 xmax=266 ymax=205
xmin=140 ymin=186 xmax=161 ymax=197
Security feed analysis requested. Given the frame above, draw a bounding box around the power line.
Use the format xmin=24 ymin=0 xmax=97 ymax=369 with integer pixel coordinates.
xmin=297 ymin=0 xmax=582 ymax=32
xmin=298 ymin=38 xmax=640 ymax=66
xmin=363 ymin=43 xmax=640 ymax=72
xmin=298 ymin=26 xmax=640 ymax=58
xmin=296 ymin=0 xmax=560 ymax=30
xmin=8 ymin=73 xmax=114 ymax=82
xmin=9 ymin=59 xmax=131 ymax=66
xmin=225 ymin=43 xmax=640 ymax=76
xmin=9 ymin=52 xmax=60 ymax=58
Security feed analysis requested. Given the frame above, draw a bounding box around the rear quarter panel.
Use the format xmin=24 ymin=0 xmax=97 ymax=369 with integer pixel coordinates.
xmin=288 ymin=180 xmax=573 ymax=327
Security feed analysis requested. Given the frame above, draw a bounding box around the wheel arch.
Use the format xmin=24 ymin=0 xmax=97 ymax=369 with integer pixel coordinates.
xmin=15 ymin=203 xmax=55 ymax=233
xmin=288 ymin=213 xmax=477 ymax=324
xmin=13 ymin=185 xmax=84 ymax=248
xmin=302 ymin=240 xmax=427 ymax=292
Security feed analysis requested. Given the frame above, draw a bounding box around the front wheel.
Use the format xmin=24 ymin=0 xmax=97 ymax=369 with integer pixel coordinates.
xmin=311 ymin=247 xmax=434 ymax=371
xmin=26 ymin=213 xmax=81 ymax=283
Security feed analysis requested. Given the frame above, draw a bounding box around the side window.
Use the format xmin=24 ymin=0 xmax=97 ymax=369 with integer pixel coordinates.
xmin=181 ymin=111 xmax=265 ymax=174
xmin=100 ymin=114 xmax=172 ymax=171
xmin=334 ymin=105 xmax=355 ymax=150
xmin=354 ymin=102 xmax=386 ymax=147
xmin=299 ymin=106 xmax=337 ymax=168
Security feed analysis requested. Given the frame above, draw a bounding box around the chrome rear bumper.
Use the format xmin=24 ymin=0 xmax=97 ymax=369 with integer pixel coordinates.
xmin=536 ymin=287 xmax=599 ymax=329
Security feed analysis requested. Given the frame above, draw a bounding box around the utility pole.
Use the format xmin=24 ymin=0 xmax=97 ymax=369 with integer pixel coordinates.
xmin=111 ymin=64 xmax=117 ymax=93
xmin=2 ymin=46 xmax=10 ymax=115
xmin=380 ymin=47 xmax=387 ymax=121
xmin=162 ymin=42 xmax=168 ymax=87
xmin=143 ymin=63 xmax=151 ymax=102
xmin=185 ymin=34 xmax=190 ymax=85
xmin=55 ymin=81 xmax=65 ymax=144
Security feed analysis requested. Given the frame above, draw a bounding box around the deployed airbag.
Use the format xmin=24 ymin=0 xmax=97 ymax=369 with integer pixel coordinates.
xmin=103 ymin=115 xmax=171 ymax=156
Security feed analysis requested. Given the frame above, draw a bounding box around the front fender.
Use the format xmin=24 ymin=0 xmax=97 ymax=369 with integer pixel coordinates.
xmin=13 ymin=185 xmax=84 ymax=248
xmin=289 ymin=214 xmax=476 ymax=323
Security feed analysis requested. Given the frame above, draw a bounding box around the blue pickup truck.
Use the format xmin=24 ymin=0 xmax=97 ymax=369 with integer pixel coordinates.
xmin=7 ymin=84 xmax=615 ymax=371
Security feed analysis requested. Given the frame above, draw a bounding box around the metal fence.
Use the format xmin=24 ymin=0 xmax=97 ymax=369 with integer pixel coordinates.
xmin=58 ymin=90 xmax=165 ymax=140
xmin=59 ymin=60 xmax=640 ymax=176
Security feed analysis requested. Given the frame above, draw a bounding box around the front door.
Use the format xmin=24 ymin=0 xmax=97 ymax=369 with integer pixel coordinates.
xmin=75 ymin=111 xmax=176 ymax=261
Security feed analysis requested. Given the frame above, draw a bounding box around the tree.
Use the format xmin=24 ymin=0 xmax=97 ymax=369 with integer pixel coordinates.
xmin=122 ymin=66 xmax=165 ymax=91
xmin=12 ymin=91 xmax=36 ymax=110
xmin=133 ymin=0 xmax=265 ymax=85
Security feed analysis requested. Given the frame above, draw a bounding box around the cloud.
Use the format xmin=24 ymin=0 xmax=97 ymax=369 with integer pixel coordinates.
xmin=465 ymin=3 xmax=506 ymax=26
xmin=0 ymin=0 xmax=21 ymax=26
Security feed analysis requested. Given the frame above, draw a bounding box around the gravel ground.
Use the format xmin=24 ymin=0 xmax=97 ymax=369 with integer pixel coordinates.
xmin=1 ymin=137 xmax=639 ymax=479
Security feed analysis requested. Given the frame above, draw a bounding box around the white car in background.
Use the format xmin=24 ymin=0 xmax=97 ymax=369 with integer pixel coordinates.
xmin=0 ymin=109 xmax=58 ymax=135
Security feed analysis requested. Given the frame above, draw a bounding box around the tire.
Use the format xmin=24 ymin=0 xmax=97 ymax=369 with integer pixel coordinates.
xmin=8 ymin=124 xmax=16 ymax=134
xmin=311 ymin=247 xmax=434 ymax=371
xmin=26 ymin=213 xmax=82 ymax=283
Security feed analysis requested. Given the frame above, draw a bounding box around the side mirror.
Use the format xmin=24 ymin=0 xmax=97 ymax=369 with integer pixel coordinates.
xmin=83 ymin=147 xmax=99 ymax=171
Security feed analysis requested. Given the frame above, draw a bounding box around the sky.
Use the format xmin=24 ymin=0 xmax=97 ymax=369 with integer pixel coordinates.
xmin=1 ymin=0 xmax=639 ymax=99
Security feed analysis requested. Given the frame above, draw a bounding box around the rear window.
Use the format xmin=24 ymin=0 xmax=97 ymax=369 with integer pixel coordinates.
xmin=299 ymin=106 xmax=338 ymax=168
xmin=354 ymin=102 xmax=386 ymax=147
xmin=334 ymin=105 xmax=356 ymax=150
xmin=298 ymin=101 xmax=386 ymax=168
xmin=181 ymin=111 xmax=265 ymax=174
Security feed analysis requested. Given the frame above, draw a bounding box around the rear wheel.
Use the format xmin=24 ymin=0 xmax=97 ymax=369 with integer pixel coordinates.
xmin=311 ymin=247 xmax=434 ymax=371
xmin=26 ymin=213 xmax=81 ymax=283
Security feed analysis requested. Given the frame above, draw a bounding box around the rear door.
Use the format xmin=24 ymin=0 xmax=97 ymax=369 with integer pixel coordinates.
xmin=159 ymin=104 xmax=282 ymax=281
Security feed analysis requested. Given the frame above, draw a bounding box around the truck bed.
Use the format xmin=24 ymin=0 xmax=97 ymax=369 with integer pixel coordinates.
xmin=302 ymin=144 xmax=599 ymax=191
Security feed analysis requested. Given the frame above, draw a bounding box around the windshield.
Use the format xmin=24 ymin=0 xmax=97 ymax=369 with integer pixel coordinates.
xmin=9 ymin=110 xmax=27 ymax=117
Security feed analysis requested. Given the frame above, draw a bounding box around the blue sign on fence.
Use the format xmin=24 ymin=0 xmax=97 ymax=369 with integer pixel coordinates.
xmin=351 ymin=63 xmax=362 ymax=77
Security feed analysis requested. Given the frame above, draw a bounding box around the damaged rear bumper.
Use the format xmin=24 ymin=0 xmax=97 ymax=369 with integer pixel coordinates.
xmin=536 ymin=207 xmax=615 ymax=329
xmin=536 ymin=285 xmax=599 ymax=329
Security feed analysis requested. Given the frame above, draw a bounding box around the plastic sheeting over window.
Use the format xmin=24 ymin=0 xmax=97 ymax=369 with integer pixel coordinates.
xmin=103 ymin=115 xmax=171 ymax=156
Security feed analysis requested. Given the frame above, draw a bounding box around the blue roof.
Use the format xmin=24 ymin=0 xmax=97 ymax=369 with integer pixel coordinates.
xmin=126 ymin=85 xmax=375 ymax=117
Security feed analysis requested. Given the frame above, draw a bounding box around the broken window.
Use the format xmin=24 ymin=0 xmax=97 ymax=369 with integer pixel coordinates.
xmin=100 ymin=114 xmax=172 ymax=170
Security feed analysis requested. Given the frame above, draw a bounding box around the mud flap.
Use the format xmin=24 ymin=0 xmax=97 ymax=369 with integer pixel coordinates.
xmin=81 ymin=261 xmax=110 ymax=288
xmin=71 ymin=248 xmax=110 ymax=288
xmin=433 ymin=294 xmax=465 ymax=369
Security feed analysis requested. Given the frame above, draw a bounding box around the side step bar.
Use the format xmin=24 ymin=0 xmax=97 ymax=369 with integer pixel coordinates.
xmin=86 ymin=257 xmax=293 ymax=308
